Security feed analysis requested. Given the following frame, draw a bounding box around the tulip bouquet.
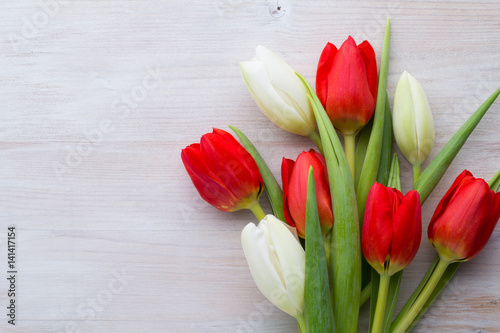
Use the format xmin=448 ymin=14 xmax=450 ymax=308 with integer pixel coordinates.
xmin=181 ymin=19 xmax=500 ymax=332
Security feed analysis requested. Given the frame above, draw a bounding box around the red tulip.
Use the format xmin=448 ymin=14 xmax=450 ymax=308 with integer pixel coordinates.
xmin=282 ymin=149 xmax=333 ymax=238
xmin=428 ymin=170 xmax=500 ymax=262
xmin=181 ymin=128 xmax=263 ymax=212
xmin=316 ymin=36 xmax=378 ymax=135
xmin=362 ymin=183 xmax=421 ymax=275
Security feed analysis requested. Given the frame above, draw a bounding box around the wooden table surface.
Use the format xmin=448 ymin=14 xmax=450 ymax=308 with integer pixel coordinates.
xmin=1 ymin=1 xmax=499 ymax=332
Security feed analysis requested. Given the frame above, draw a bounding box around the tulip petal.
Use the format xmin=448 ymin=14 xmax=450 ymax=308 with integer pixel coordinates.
xmin=316 ymin=42 xmax=338 ymax=106
xmin=358 ymin=40 xmax=378 ymax=100
xmin=326 ymin=36 xmax=375 ymax=134
xmin=431 ymin=177 xmax=490 ymax=260
xmin=362 ymin=183 xmax=393 ymax=273
xmin=407 ymin=73 xmax=435 ymax=163
xmin=390 ymin=190 xmax=421 ymax=273
xmin=241 ymin=223 xmax=289 ymax=311
xmin=468 ymin=190 xmax=500 ymax=260
xmin=492 ymin=191 xmax=500 ymax=226
xmin=181 ymin=145 xmax=241 ymax=211
xmin=241 ymin=216 xmax=305 ymax=317
xmin=484 ymin=191 xmax=500 ymax=243
xmin=281 ymin=157 xmax=297 ymax=228
xmin=264 ymin=216 xmax=305 ymax=314
xmin=428 ymin=170 xmax=472 ymax=237
xmin=450 ymin=180 xmax=494 ymax=260
xmin=287 ymin=153 xmax=310 ymax=237
xmin=212 ymin=128 xmax=241 ymax=147
xmin=287 ymin=151 xmax=333 ymax=237
xmin=201 ymin=131 xmax=262 ymax=203
xmin=386 ymin=185 xmax=404 ymax=214
xmin=393 ymin=71 xmax=419 ymax=163
xmin=308 ymin=151 xmax=334 ymax=231
xmin=255 ymin=46 xmax=315 ymax=130
xmin=240 ymin=60 xmax=314 ymax=136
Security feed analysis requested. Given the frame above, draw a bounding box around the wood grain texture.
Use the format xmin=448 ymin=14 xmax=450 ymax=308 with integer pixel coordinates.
xmin=0 ymin=0 xmax=499 ymax=332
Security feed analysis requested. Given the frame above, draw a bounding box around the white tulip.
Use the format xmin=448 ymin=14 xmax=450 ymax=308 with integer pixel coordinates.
xmin=241 ymin=215 xmax=305 ymax=318
xmin=239 ymin=46 xmax=316 ymax=136
xmin=393 ymin=71 xmax=435 ymax=166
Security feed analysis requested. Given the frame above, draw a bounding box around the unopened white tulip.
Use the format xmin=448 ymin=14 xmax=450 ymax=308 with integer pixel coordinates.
xmin=241 ymin=215 xmax=305 ymax=318
xmin=393 ymin=71 xmax=435 ymax=166
xmin=240 ymin=46 xmax=316 ymax=136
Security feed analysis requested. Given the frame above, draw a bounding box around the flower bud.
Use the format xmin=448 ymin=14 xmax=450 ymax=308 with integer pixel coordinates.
xmin=239 ymin=46 xmax=316 ymax=136
xmin=362 ymin=183 xmax=422 ymax=275
xmin=181 ymin=128 xmax=263 ymax=212
xmin=316 ymin=36 xmax=378 ymax=135
xmin=428 ymin=170 xmax=500 ymax=262
xmin=241 ymin=215 xmax=305 ymax=318
xmin=393 ymin=71 xmax=435 ymax=166
xmin=282 ymin=150 xmax=333 ymax=238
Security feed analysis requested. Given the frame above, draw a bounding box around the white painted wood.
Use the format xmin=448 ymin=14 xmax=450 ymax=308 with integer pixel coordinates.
xmin=0 ymin=0 xmax=499 ymax=332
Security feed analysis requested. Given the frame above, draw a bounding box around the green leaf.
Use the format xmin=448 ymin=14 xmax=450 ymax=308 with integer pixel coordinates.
xmin=297 ymin=72 xmax=361 ymax=333
xmin=387 ymin=154 xmax=401 ymax=190
xmin=304 ymin=167 xmax=335 ymax=333
xmin=355 ymin=118 xmax=372 ymax=189
xmin=413 ymin=86 xmax=500 ymax=204
xmin=360 ymin=281 xmax=372 ymax=307
xmin=357 ymin=18 xmax=391 ymax=221
xmin=357 ymin=93 xmax=393 ymax=190
xmin=369 ymin=269 xmax=380 ymax=332
xmin=229 ymin=125 xmax=285 ymax=221
xmin=488 ymin=169 xmax=500 ymax=192
xmin=376 ymin=94 xmax=394 ymax=186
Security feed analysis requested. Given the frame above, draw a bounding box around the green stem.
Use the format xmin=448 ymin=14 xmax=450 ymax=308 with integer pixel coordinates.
xmin=376 ymin=94 xmax=394 ymax=186
xmin=304 ymin=167 xmax=334 ymax=332
xmin=323 ymin=230 xmax=332 ymax=266
xmin=344 ymin=133 xmax=356 ymax=180
xmin=488 ymin=169 xmax=500 ymax=191
xmin=296 ymin=314 xmax=307 ymax=333
xmin=360 ymin=281 xmax=372 ymax=306
xmin=412 ymin=163 xmax=421 ymax=187
xmin=230 ymin=125 xmax=285 ymax=221
xmin=388 ymin=154 xmax=401 ymax=190
xmin=309 ymin=129 xmax=324 ymax=155
xmin=392 ymin=258 xmax=449 ymax=333
xmin=372 ymin=274 xmax=391 ymax=333
xmin=404 ymin=262 xmax=460 ymax=332
xmin=391 ymin=256 xmax=439 ymax=330
xmin=249 ymin=202 xmax=266 ymax=221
